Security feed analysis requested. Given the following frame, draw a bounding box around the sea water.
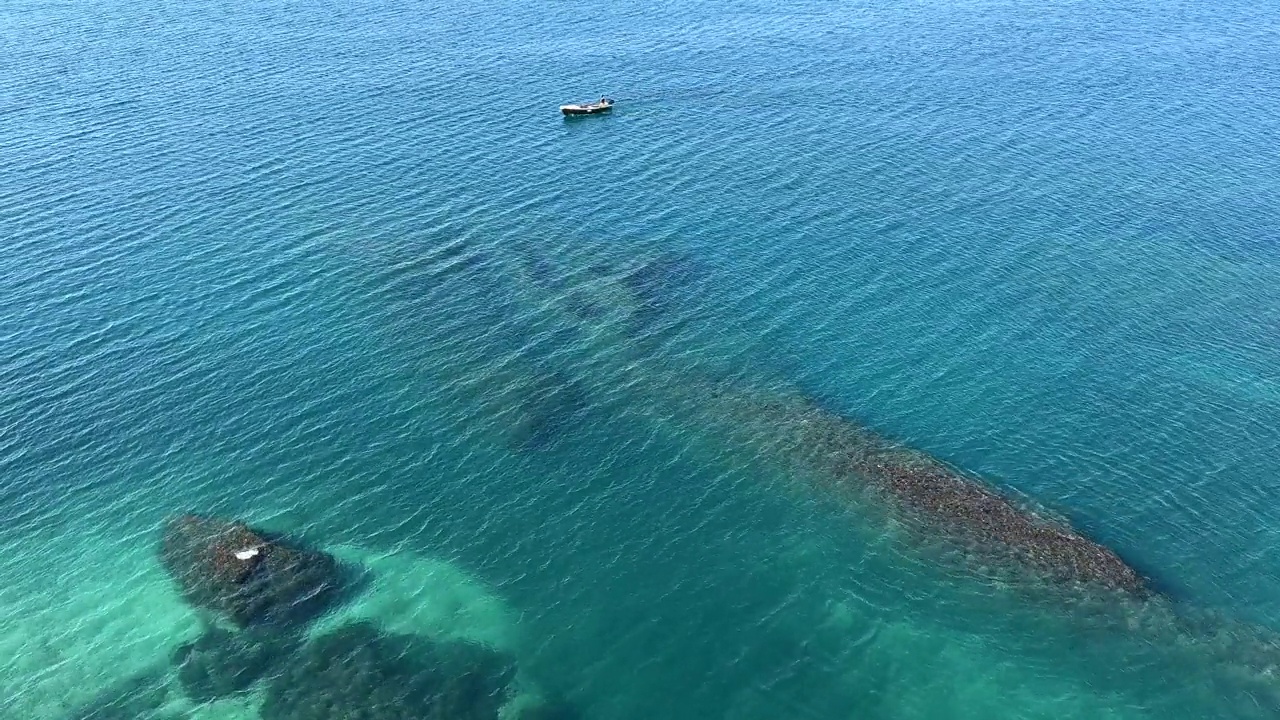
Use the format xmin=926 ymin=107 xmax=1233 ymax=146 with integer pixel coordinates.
xmin=3 ymin=0 xmax=1280 ymax=718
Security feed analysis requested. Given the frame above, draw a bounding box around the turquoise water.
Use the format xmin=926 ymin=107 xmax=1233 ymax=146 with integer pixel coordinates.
xmin=4 ymin=0 xmax=1280 ymax=718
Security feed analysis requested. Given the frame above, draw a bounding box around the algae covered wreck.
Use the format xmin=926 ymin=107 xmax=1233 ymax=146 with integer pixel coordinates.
xmin=362 ymin=228 xmax=1280 ymax=716
xmin=699 ymin=386 xmax=1150 ymax=595
xmin=489 ymin=235 xmax=1280 ymax=715
xmin=507 ymin=243 xmax=1151 ymax=597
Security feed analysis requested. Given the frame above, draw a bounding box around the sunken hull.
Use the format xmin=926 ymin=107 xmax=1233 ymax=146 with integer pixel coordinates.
xmin=702 ymin=385 xmax=1280 ymax=714
xmin=509 ymin=248 xmax=1148 ymax=594
xmin=481 ymin=242 xmax=1280 ymax=713
xmin=719 ymin=390 xmax=1149 ymax=595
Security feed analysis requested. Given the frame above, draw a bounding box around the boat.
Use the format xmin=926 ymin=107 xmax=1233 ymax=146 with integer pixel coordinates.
xmin=560 ymin=97 xmax=614 ymax=116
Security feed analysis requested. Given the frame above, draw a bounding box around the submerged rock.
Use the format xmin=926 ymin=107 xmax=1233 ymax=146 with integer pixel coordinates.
xmin=159 ymin=515 xmax=346 ymax=627
xmin=172 ymin=625 xmax=296 ymax=702
xmin=261 ymin=621 xmax=516 ymax=720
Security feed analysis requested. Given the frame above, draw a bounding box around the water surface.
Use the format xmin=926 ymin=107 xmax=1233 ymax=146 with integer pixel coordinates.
xmin=3 ymin=0 xmax=1280 ymax=718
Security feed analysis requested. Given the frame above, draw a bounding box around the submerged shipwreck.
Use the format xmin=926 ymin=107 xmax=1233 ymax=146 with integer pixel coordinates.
xmin=708 ymin=388 xmax=1150 ymax=595
xmin=507 ymin=247 xmax=1149 ymax=595
xmin=491 ymin=240 xmax=1280 ymax=712
xmin=362 ymin=234 xmax=1280 ymax=715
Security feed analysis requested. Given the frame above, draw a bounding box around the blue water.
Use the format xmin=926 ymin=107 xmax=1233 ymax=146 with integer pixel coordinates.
xmin=4 ymin=0 xmax=1280 ymax=718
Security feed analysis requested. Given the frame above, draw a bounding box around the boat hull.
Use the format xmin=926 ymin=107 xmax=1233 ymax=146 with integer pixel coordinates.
xmin=560 ymin=100 xmax=614 ymax=116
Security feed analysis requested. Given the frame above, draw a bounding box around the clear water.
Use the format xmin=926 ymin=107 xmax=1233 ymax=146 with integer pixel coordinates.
xmin=3 ymin=0 xmax=1280 ymax=718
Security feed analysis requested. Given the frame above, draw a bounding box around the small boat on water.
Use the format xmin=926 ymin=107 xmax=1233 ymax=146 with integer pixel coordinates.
xmin=560 ymin=97 xmax=614 ymax=116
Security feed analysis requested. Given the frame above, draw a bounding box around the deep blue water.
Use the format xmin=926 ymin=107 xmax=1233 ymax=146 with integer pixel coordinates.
xmin=3 ymin=0 xmax=1280 ymax=718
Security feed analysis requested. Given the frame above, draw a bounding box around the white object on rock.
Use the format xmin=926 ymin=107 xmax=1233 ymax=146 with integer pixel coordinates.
xmin=234 ymin=548 xmax=261 ymax=561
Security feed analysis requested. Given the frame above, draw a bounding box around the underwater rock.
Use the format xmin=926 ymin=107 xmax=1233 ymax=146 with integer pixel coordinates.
xmin=261 ymin=621 xmax=516 ymax=720
xmin=722 ymin=391 xmax=1148 ymax=595
xmin=172 ymin=625 xmax=295 ymax=702
xmin=160 ymin=515 xmax=346 ymax=627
